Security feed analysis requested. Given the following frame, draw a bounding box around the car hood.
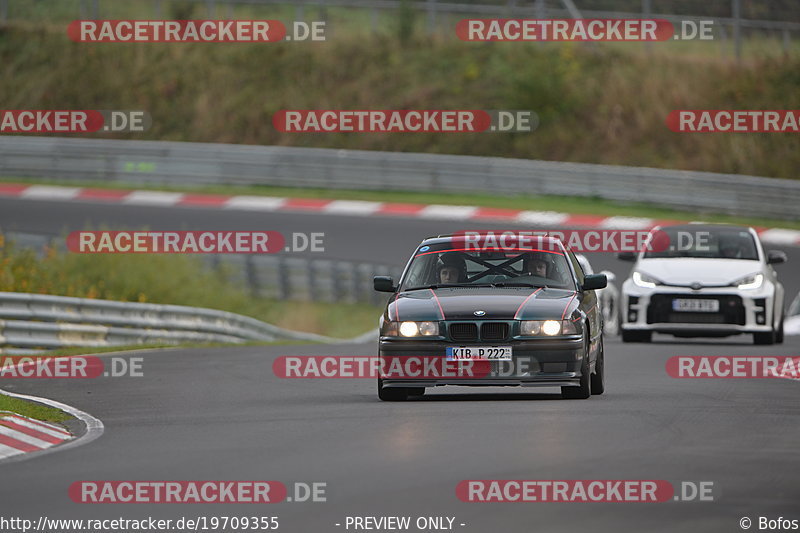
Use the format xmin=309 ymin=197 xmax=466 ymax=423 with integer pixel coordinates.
xmin=635 ymin=258 xmax=763 ymax=286
xmin=388 ymin=287 xmax=577 ymax=321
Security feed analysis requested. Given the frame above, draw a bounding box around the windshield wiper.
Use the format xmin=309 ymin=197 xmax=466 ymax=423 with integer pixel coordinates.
xmin=491 ymin=282 xmax=549 ymax=289
xmin=404 ymin=283 xmax=495 ymax=291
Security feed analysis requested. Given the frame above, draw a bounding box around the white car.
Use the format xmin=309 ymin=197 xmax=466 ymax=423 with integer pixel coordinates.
xmin=618 ymin=224 xmax=786 ymax=345
xmin=785 ymin=292 xmax=800 ymax=336
xmin=576 ymin=254 xmax=620 ymax=336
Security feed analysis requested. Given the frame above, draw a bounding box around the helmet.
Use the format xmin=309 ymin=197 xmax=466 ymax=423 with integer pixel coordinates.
xmin=523 ymin=251 xmax=553 ymax=275
xmin=437 ymin=252 xmax=467 ymax=282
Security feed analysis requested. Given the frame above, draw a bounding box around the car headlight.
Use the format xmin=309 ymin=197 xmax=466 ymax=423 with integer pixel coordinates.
xmin=520 ymin=320 xmax=579 ymax=336
xmin=383 ymin=321 xmax=439 ymax=337
xmin=733 ymin=273 xmax=764 ymax=290
xmin=632 ymin=271 xmax=661 ymax=288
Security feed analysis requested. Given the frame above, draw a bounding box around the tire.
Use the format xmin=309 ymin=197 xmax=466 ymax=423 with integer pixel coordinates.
xmin=621 ymin=329 xmax=652 ymax=343
xmin=753 ymin=330 xmax=776 ymax=345
xmin=377 ymin=379 xmax=409 ymax=401
xmin=562 ymin=337 xmax=591 ymax=400
xmin=590 ymin=338 xmax=605 ymax=396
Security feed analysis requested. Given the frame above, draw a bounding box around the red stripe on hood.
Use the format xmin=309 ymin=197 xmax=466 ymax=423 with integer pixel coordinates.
xmin=430 ymin=289 xmax=446 ymax=320
xmin=513 ymin=288 xmax=543 ymax=319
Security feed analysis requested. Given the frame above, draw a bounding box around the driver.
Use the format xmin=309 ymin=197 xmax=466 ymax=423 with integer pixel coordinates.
xmin=719 ymin=236 xmax=746 ymax=258
xmin=522 ymin=251 xmax=553 ymax=278
xmin=437 ymin=252 xmax=467 ymax=283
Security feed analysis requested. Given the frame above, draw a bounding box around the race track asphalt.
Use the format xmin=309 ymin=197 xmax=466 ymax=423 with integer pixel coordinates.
xmin=1 ymin=196 xmax=798 ymax=533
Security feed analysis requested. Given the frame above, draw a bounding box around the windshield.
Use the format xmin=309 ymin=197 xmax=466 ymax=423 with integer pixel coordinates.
xmin=643 ymin=228 xmax=759 ymax=260
xmin=400 ymin=243 xmax=576 ymax=291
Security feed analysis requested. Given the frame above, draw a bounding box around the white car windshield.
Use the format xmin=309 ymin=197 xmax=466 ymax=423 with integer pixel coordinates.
xmin=643 ymin=228 xmax=759 ymax=260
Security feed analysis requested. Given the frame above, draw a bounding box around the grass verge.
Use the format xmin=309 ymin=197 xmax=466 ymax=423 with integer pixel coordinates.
xmin=0 ymin=237 xmax=382 ymax=339
xmin=0 ymin=396 xmax=73 ymax=424
xmin=0 ymin=24 xmax=797 ymax=178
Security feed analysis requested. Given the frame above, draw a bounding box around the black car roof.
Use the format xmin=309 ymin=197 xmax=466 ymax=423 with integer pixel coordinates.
xmin=420 ymin=233 xmax=565 ymax=247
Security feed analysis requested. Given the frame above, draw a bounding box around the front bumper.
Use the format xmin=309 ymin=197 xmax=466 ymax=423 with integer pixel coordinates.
xmin=378 ymin=336 xmax=585 ymax=388
xmin=621 ymin=281 xmax=775 ymax=336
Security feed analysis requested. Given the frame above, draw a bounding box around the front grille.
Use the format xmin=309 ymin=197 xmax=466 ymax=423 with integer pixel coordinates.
xmin=448 ymin=322 xmax=511 ymax=341
xmin=648 ymin=294 xmax=745 ymax=325
xmin=667 ymin=313 xmax=725 ymax=324
xmin=481 ymin=322 xmax=509 ymax=341
xmin=449 ymin=323 xmax=478 ymax=341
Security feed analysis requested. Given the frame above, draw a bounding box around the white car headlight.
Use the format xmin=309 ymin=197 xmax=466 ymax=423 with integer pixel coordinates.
xmin=632 ymin=271 xmax=661 ymax=288
xmin=520 ymin=320 xmax=579 ymax=336
xmin=388 ymin=321 xmax=439 ymax=337
xmin=734 ymin=273 xmax=764 ymax=290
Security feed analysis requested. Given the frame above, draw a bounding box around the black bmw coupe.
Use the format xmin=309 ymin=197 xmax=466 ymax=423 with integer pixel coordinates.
xmin=373 ymin=233 xmax=607 ymax=401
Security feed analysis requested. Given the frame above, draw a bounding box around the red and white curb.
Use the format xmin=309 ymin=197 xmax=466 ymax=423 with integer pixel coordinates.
xmin=0 ymin=388 xmax=104 ymax=464
xmin=0 ymin=411 xmax=73 ymax=459
xmin=2 ymin=183 xmax=799 ymax=247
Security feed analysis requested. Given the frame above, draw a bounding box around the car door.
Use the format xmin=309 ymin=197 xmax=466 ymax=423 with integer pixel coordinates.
xmin=567 ymin=250 xmax=602 ymax=360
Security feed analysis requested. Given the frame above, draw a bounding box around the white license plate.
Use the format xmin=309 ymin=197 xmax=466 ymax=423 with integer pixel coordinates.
xmin=672 ymin=299 xmax=719 ymax=312
xmin=446 ymin=346 xmax=512 ymax=361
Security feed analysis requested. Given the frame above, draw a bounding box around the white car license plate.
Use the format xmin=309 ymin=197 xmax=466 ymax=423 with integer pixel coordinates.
xmin=446 ymin=346 xmax=512 ymax=361
xmin=672 ymin=299 xmax=719 ymax=312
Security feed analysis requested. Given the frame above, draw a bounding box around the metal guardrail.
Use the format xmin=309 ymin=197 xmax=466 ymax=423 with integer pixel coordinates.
xmin=213 ymin=254 xmax=404 ymax=305
xmin=5 ymin=0 xmax=800 ymax=32
xmin=1 ymin=136 xmax=799 ymax=220
xmin=0 ymin=291 xmax=375 ymax=353
xmin=1 ymin=232 xmax=404 ymax=306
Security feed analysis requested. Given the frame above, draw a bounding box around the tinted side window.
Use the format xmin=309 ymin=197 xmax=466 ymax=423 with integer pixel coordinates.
xmin=567 ymin=251 xmax=585 ymax=285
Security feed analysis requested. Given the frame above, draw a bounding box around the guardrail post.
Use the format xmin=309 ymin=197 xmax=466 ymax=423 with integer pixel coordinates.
xmin=1 ymin=0 xmax=8 ymax=24
xmin=427 ymin=0 xmax=437 ymax=35
xmin=732 ymin=0 xmax=742 ymax=63
xmin=642 ymin=0 xmax=652 ymax=53
xmin=153 ymin=0 xmax=161 ymax=18
xmin=718 ymin=22 xmax=728 ymax=58
xmin=307 ymin=259 xmax=317 ymax=302
xmin=278 ymin=256 xmax=290 ymax=300
xmin=783 ymin=27 xmax=790 ymax=56
xmin=245 ymin=255 xmax=260 ymax=297
xmin=350 ymin=262 xmax=359 ymax=304
xmin=356 ymin=264 xmax=366 ymax=304
xmin=369 ymin=265 xmax=378 ymax=306
xmin=535 ymin=0 xmax=547 ymax=20
xmin=332 ymin=262 xmax=343 ymax=303
xmin=559 ymin=0 xmax=582 ymax=19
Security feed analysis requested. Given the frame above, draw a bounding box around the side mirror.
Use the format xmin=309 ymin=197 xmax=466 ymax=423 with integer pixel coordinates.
xmin=373 ymin=276 xmax=397 ymax=293
xmin=767 ymin=250 xmax=787 ymax=265
xmin=617 ymin=251 xmax=637 ymax=262
xmin=582 ymin=274 xmax=607 ymax=291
